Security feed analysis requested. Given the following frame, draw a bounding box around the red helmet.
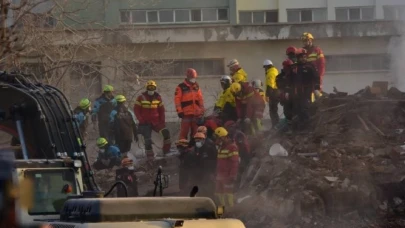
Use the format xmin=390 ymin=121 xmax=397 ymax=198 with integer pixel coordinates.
xmin=282 ymin=59 xmax=293 ymax=67
xmin=295 ymin=48 xmax=307 ymax=56
xmin=186 ymin=68 xmax=197 ymax=78
xmin=286 ymin=46 xmax=297 ymax=55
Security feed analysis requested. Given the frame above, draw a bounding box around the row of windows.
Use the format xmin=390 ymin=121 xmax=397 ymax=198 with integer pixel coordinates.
xmin=121 ymin=5 xmax=405 ymax=24
xmin=120 ymin=8 xmax=228 ymax=24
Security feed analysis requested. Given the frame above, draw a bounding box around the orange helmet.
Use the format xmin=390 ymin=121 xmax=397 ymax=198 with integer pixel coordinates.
xmin=295 ymin=48 xmax=307 ymax=56
xmin=175 ymin=139 xmax=189 ymax=147
xmin=121 ymin=157 xmax=133 ymax=167
xmin=197 ymin=126 xmax=207 ymax=134
xmin=194 ymin=132 xmax=206 ymax=139
xmin=186 ymin=68 xmax=197 ymax=78
xmin=286 ymin=46 xmax=297 ymax=55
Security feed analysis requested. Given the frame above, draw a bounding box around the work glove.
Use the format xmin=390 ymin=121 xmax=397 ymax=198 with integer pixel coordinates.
xmin=177 ymin=112 xmax=184 ymax=118
xmin=314 ymin=90 xmax=322 ymax=98
xmin=244 ymin=118 xmax=251 ymax=124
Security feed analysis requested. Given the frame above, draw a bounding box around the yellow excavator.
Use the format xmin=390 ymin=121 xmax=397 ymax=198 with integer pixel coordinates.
xmin=0 ymin=72 xmax=246 ymax=228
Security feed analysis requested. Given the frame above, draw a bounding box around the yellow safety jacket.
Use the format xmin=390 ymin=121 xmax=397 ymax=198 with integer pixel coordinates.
xmin=265 ymin=66 xmax=279 ymax=90
xmin=232 ymin=68 xmax=248 ymax=83
xmin=215 ymin=87 xmax=236 ymax=110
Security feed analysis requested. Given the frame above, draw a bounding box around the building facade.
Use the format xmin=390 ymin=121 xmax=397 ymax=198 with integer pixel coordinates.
xmin=24 ymin=0 xmax=405 ymax=121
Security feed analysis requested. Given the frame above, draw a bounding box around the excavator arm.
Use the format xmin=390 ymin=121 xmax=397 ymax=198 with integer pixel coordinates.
xmin=0 ymin=71 xmax=98 ymax=191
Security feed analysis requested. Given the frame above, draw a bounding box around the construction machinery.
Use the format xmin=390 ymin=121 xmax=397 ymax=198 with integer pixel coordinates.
xmin=0 ymin=71 xmax=246 ymax=228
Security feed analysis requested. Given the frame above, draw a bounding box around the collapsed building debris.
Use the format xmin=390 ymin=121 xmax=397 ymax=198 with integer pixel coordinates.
xmin=232 ymin=85 xmax=405 ymax=227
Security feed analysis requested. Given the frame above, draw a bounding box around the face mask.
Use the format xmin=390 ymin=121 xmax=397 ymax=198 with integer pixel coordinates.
xmin=99 ymin=149 xmax=106 ymax=154
xmin=189 ymin=78 xmax=196 ymax=83
xmin=195 ymin=141 xmax=203 ymax=148
xmin=147 ymin=91 xmax=155 ymax=96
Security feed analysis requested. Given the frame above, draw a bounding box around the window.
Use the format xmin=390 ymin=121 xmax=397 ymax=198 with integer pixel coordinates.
xmin=383 ymin=5 xmax=405 ymax=20
xmin=239 ymin=10 xmax=278 ymax=24
xmin=159 ymin=10 xmax=174 ymax=23
xmin=335 ymin=7 xmax=375 ymax=21
xmin=325 ymin=55 xmax=389 ymax=72
xmin=147 ymin=11 xmax=158 ymax=23
xmin=120 ymin=11 xmax=130 ymax=23
xmin=175 ymin=9 xmax=190 ymax=22
xmin=132 ymin=11 xmax=147 ymax=23
xmin=287 ymin=8 xmax=327 ymax=22
xmin=125 ymin=59 xmax=225 ymax=77
xmin=202 ymin=8 xmax=217 ymax=21
xmin=218 ymin=9 xmax=228 ymax=21
xmin=191 ymin=9 xmax=201 ymax=21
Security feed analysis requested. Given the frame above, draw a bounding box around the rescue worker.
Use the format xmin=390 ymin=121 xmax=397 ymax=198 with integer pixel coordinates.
xmin=188 ymin=125 xmax=209 ymax=147
xmin=134 ymin=80 xmax=171 ymax=158
xmin=92 ymin=85 xmax=116 ymax=139
xmin=301 ymin=32 xmax=326 ymax=90
xmin=73 ymin=98 xmax=91 ymax=140
xmin=227 ymin=59 xmax=247 ymax=83
xmin=176 ymin=139 xmax=196 ymax=195
xmin=109 ymin=95 xmax=138 ymax=153
xmin=223 ymin=120 xmax=250 ymax=189
xmin=229 ymin=82 xmax=265 ymax=135
xmin=286 ymin=48 xmax=321 ymax=129
xmin=214 ymin=75 xmax=237 ymax=122
xmin=263 ymin=59 xmax=280 ymax=127
xmin=193 ymin=132 xmax=217 ymax=198
xmin=174 ymin=68 xmax=205 ymax=140
xmin=214 ymin=127 xmax=239 ymax=207
xmin=92 ymin=137 xmax=121 ymax=170
xmin=116 ymin=157 xmax=139 ymax=197
xmin=251 ymin=79 xmax=266 ymax=102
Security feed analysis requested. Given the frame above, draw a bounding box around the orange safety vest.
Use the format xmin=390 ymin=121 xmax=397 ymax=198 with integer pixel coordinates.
xmin=174 ymin=80 xmax=204 ymax=116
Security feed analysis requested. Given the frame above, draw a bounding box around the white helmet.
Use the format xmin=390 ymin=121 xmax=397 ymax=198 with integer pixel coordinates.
xmin=220 ymin=75 xmax=232 ymax=83
xmin=263 ymin=59 xmax=273 ymax=66
xmin=252 ymin=79 xmax=263 ymax=89
xmin=227 ymin=59 xmax=239 ymax=67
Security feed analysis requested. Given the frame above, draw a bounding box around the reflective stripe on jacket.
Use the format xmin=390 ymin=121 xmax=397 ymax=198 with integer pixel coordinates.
xmin=174 ymin=80 xmax=204 ymax=116
xmin=134 ymin=91 xmax=165 ymax=125
xmin=305 ymin=46 xmax=326 ymax=79
xmin=216 ymin=142 xmax=239 ymax=179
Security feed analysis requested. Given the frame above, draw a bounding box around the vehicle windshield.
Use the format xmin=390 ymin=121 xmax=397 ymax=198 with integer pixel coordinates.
xmin=25 ymin=168 xmax=77 ymax=215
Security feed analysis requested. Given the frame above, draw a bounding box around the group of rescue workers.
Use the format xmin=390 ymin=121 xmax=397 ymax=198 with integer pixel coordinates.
xmin=72 ymin=32 xmax=326 ymax=206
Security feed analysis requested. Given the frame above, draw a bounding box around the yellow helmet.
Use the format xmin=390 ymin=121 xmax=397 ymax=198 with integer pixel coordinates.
xmin=301 ymin=32 xmax=314 ymax=40
xmin=96 ymin=137 xmax=108 ymax=148
xmin=79 ymin=98 xmax=91 ymax=109
xmin=103 ymin=85 xmax=114 ymax=92
xmin=230 ymin=82 xmax=242 ymax=94
xmin=214 ymin=127 xmax=228 ymax=138
xmin=115 ymin=95 xmax=126 ymax=103
xmin=146 ymin=80 xmax=157 ymax=90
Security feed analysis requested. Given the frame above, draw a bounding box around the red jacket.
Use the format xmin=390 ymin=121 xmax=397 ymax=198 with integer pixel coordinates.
xmin=235 ymin=82 xmax=265 ymax=119
xmin=216 ymin=141 xmax=239 ymax=180
xmin=304 ymin=45 xmax=325 ymax=84
xmin=134 ymin=91 xmax=165 ymax=126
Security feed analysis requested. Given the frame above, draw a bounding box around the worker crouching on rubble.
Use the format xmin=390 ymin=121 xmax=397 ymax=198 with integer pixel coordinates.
xmin=193 ymin=132 xmax=217 ymax=198
xmin=286 ymin=48 xmax=321 ymax=129
xmin=109 ymin=95 xmax=138 ymax=153
xmin=228 ymin=59 xmax=248 ymax=83
xmin=176 ymin=139 xmax=195 ymax=195
xmin=175 ymin=68 xmax=205 ymax=140
xmin=93 ymin=137 xmax=121 ymax=170
xmin=230 ymin=82 xmax=265 ymax=135
xmin=214 ymin=127 xmax=239 ymax=208
xmin=73 ymin=98 xmax=91 ymax=142
xmin=224 ymin=121 xmax=251 ymax=189
xmin=214 ymin=75 xmax=237 ymax=123
xmin=92 ymin=85 xmax=116 ymax=139
xmin=134 ymin=80 xmax=171 ymax=159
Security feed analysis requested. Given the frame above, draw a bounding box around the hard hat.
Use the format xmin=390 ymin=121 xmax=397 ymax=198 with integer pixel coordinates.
xmin=230 ymin=82 xmax=242 ymax=94
xmin=282 ymin=59 xmax=294 ymax=67
xmin=220 ymin=75 xmax=232 ymax=83
xmin=186 ymin=68 xmax=197 ymax=78
xmin=227 ymin=59 xmax=239 ymax=68
xmin=115 ymin=95 xmax=126 ymax=103
xmin=103 ymin=85 xmax=114 ymax=92
xmin=296 ymin=48 xmax=307 ymax=56
xmin=197 ymin=126 xmax=207 ymax=134
xmin=175 ymin=139 xmax=189 ymax=147
xmin=96 ymin=137 xmax=108 ymax=148
xmin=263 ymin=59 xmax=273 ymax=66
xmin=224 ymin=120 xmax=236 ymax=129
xmin=214 ymin=127 xmax=228 ymax=137
xmin=251 ymin=79 xmax=263 ymax=89
xmin=146 ymin=80 xmax=157 ymax=90
xmin=301 ymin=32 xmax=314 ymax=40
xmin=121 ymin=157 xmax=133 ymax=167
xmin=79 ymin=98 xmax=91 ymax=109
xmin=286 ymin=46 xmax=297 ymax=55
xmin=194 ymin=132 xmax=206 ymax=139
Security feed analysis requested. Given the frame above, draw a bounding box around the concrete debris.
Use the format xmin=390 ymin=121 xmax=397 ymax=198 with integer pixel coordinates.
xmin=233 ymin=86 xmax=405 ymax=227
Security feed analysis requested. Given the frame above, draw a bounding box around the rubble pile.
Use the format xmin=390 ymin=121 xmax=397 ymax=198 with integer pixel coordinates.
xmin=232 ymin=86 xmax=405 ymax=227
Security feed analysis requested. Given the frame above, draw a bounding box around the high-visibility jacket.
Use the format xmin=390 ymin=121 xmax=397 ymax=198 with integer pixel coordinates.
xmin=215 ymin=87 xmax=236 ymax=110
xmin=235 ymin=83 xmax=265 ymax=119
xmin=231 ymin=68 xmax=248 ymax=83
xmin=265 ymin=66 xmax=279 ymax=90
xmin=304 ymin=45 xmax=325 ymax=84
xmin=134 ymin=91 xmax=165 ymax=126
xmin=216 ymin=141 xmax=239 ymax=180
xmin=174 ymin=80 xmax=204 ymax=116
xmin=288 ymin=62 xmax=320 ymax=95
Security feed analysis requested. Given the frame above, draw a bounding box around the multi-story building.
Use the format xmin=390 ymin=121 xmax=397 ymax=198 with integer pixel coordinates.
xmin=21 ymin=0 xmax=405 ymax=121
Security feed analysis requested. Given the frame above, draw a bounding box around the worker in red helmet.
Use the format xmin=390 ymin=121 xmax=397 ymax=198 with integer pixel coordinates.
xmin=286 ymin=48 xmax=320 ymax=129
xmin=174 ymin=68 xmax=205 ymax=140
xmin=301 ymin=33 xmax=326 ymax=90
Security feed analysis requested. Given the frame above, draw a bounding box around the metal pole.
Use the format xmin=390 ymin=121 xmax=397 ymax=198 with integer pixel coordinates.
xmin=15 ymin=120 xmax=28 ymax=160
